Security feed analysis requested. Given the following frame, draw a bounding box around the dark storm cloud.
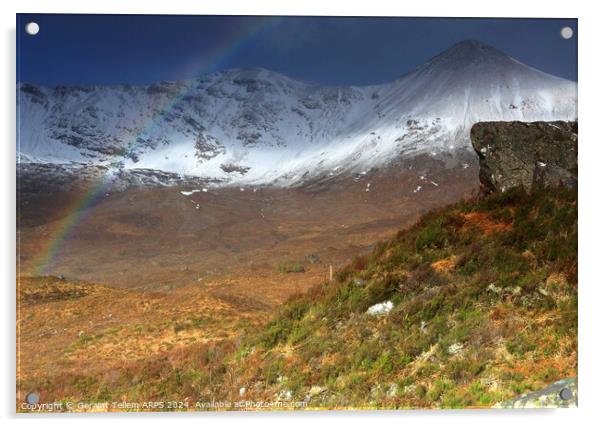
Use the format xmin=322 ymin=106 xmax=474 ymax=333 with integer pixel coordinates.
xmin=17 ymin=14 xmax=577 ymax=86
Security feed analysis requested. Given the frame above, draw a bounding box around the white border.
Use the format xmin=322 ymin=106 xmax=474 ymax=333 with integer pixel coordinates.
xmin=2 ymin=1 xmax=600 ymax=426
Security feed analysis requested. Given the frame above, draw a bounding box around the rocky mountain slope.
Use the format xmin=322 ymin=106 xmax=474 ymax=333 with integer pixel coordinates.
xmin=17 ymin=40 xmax=577 ymax=187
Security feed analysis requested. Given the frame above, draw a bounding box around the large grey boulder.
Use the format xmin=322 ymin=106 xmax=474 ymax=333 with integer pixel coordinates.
xmin=494 ymin=377 xmax=578 ymax=408
xmin=471 ymin=121 xmax=577 ymax=193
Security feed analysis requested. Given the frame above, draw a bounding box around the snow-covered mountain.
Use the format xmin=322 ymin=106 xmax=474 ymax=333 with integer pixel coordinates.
xmin=17 ymin=40 xmax=577 ymax=186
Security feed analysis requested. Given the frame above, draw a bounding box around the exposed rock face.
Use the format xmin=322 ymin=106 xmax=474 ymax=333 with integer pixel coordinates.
xmin=471 ymin=121 xmax=578 ymax=193
xmin=494 ymin=377 xmax=578 ymax=408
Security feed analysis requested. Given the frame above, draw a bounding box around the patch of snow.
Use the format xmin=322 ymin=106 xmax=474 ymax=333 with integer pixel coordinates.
xmin=413 ymin=185 xmax=422 ymax=193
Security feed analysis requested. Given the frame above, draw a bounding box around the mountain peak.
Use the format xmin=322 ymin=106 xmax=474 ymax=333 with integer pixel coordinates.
xmin=438 ymin=39 xmax=509 ymax=60
xmin=451 ymin=39 xmax=496 ymax=49
xmin=410 ymin=39 xmax=522 ymax=78
xmin=216 ymin=67 xmax=291 ymax=82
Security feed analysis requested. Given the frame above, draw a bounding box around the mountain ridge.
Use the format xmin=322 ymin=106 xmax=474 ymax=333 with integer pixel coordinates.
xmin=17 ymin=40 xmax=577 ymax=187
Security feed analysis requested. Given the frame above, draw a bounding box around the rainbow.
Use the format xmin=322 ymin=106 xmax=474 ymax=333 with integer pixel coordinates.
xmin=30 ymin=16 xmax=282 ymax=276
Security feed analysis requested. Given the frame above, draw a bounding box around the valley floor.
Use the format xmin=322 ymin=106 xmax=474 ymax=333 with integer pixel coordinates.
xmin=16 ymin=185 xmax=577 ymax=411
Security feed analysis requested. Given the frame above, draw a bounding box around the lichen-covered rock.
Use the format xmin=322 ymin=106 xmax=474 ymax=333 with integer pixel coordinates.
xmin=471 ymin=121 xmax=577 ymax=193
xmin=494 ymin=377 xmax=578 ymax=408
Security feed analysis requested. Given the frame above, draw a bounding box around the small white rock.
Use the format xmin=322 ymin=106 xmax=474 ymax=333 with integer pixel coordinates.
xmin=487 ymin=283 xmax=502 ymax=294
xmin=387 ymin=383 xmax=399 ymax=398
xmin=309 ymin=386 xmax=326 ymax=397
xmin=367 ymin=301 xmax=394 ymax=316
xmin=448 ymin=342 xmax=464 ymax=355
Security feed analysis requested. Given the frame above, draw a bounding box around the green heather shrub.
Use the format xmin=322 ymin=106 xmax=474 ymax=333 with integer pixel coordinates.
xmin=415 ymin=223 xmax=448 ymax=252
xmin=277 ymin=262 xmax=305 ymax=273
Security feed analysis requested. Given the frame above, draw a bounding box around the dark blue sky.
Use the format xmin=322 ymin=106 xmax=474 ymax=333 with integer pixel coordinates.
xmin=17 ymin=14 xmax=577 ymax=86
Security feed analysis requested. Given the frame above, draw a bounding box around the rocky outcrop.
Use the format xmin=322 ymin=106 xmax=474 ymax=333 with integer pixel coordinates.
xmin=471 ymin=121 xmax=577 ymax=193
xmin=494 ymin=377 xmax=577 ymax=408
